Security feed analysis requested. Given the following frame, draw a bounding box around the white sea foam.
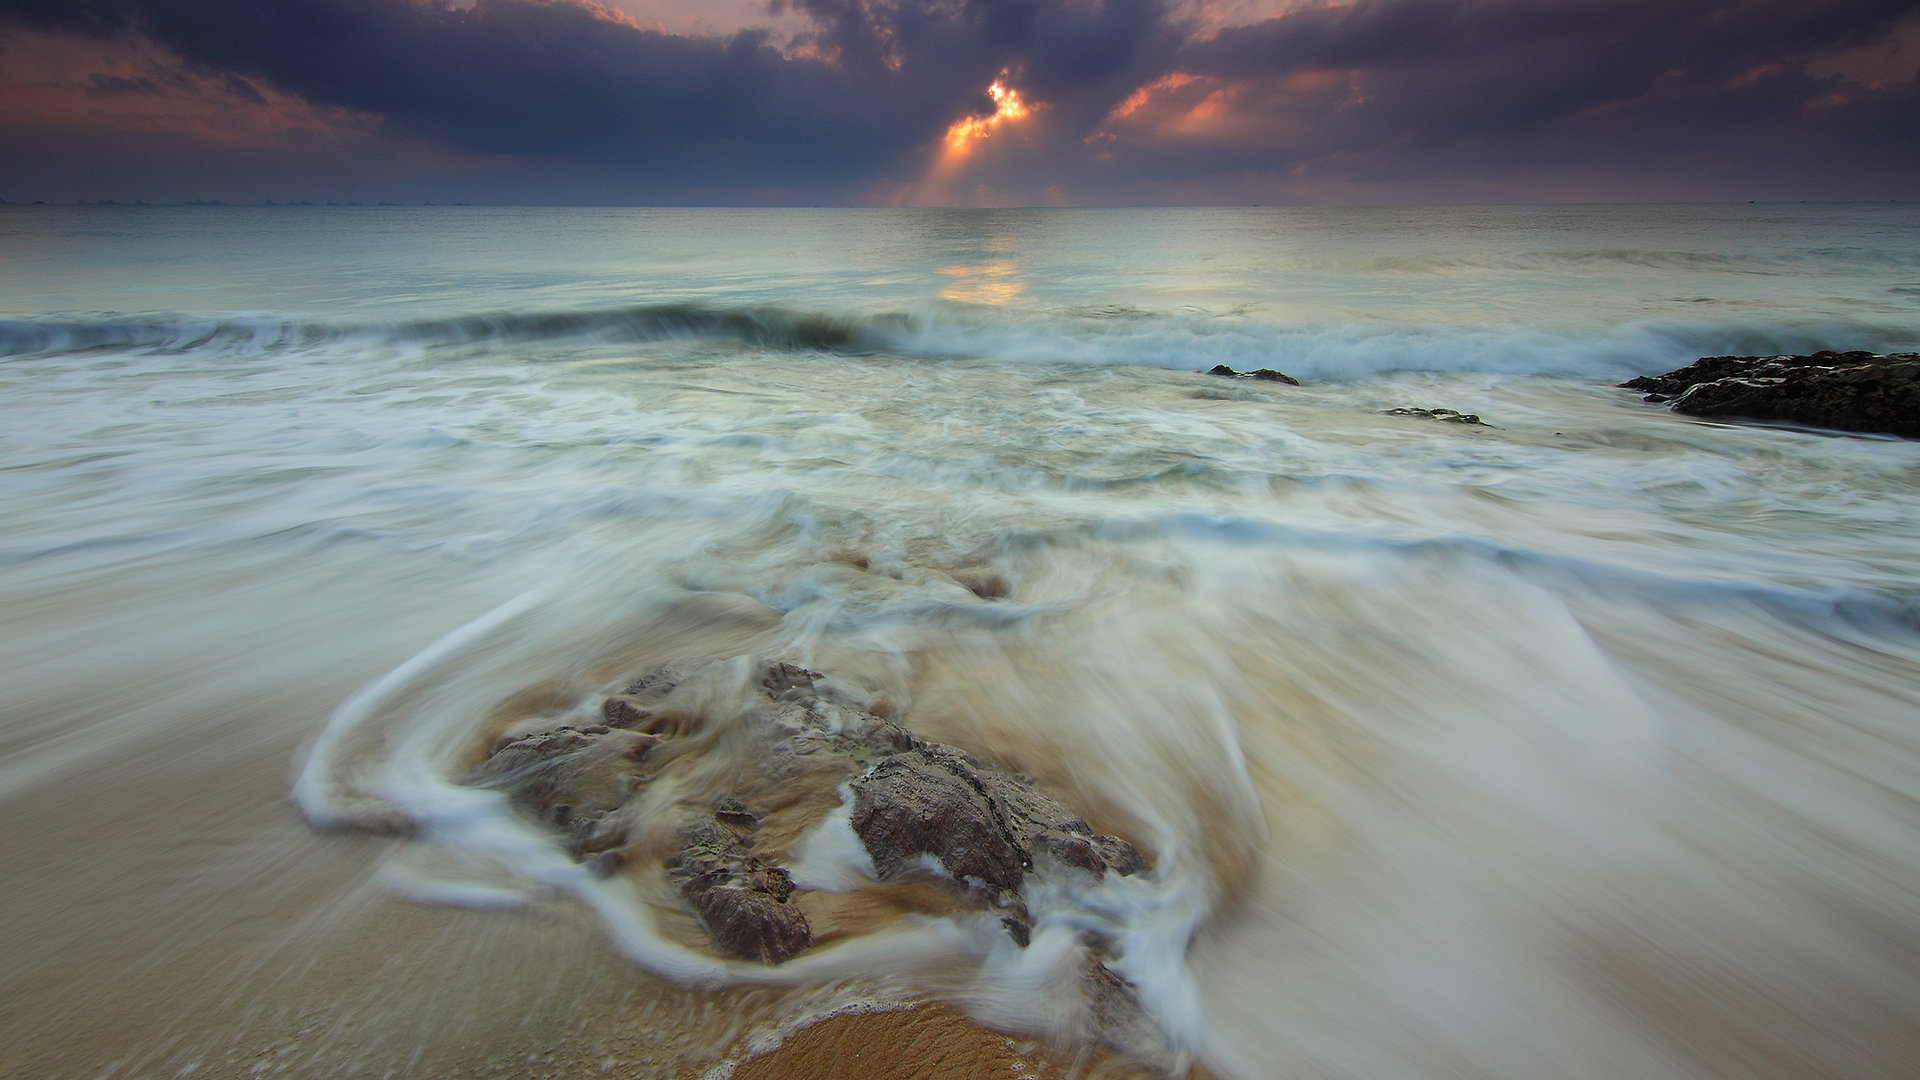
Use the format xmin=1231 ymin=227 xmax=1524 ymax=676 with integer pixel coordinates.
xmin=785 ymin=793 xmax=879 ymax=893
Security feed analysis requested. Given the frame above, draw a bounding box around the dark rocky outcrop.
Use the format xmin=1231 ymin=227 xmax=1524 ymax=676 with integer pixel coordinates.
xmin=1620 ymin=351 xmax=1920 ymax=438
xmin=1207 ymin=363 xmax=1300 ymax=385
xmin=1385 ymin=407 xmax=1486 ymax=425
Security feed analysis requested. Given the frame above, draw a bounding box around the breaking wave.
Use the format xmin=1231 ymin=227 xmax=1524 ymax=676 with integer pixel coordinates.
xmin=3 ymin=300 xmax=1914 ymax=381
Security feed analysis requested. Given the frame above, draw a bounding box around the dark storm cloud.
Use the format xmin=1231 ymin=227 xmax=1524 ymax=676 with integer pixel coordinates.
xmin=1 ymin=0 xmax=1916 ymax=200
xmin=1177 ymin=0 xmax=1919 ymax=148
xmin=0 ymin=0 xmax=1178 ymax=184
xmin=84 ymin=71 xmax=182 ymax=97
xmin=1056 ymin=0 xmax=1920 ymax=200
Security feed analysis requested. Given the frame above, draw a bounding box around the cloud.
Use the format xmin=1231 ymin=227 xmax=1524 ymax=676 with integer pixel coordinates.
xmin=0 ymin=0 xmax=1177 ymax=193
xmin=1080 ymin=0 xmax=1920 ymax=200
xmin=1 ymin=0 xmax=1916 ymax=202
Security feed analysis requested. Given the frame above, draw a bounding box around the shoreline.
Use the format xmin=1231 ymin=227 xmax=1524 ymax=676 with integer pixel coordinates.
xmin=719 ymin=1003 xmax=1206 ymax=1080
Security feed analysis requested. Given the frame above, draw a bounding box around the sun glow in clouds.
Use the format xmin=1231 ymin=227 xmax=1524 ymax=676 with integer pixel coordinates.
xmin=901 ymin=77 xmax=1040 ymax=206
xmin=943 ymin=80 xmax=1031 ymax=155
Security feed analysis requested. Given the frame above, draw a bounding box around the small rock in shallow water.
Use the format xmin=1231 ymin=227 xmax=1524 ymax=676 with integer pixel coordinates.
xmin=601 ymin=696 xmax=651 ymax=728
xmin=565 ymin=811 xmax=627 ymax=858
xmin=468 ymin=728 xmax=657 ymax=818
xmin=850 ymin=748 xmax=1030 ymax=893
xmin=1386 ymin=407 xmax=1486 ymax=425
xmin=847 ymin=740 xmax=1147 ymax=950
xmin=1207 ymin=363 xmax=1300 ymax=385
xmin=466 ymin=725 xmax=659 ymax=858
xmin=1083 ymin=952 xmax=1163 ymax=1054
xmin=602 ymin=664 xmax=697 ymax=732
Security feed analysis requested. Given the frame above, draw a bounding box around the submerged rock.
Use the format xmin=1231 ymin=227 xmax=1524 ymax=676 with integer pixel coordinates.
xmin=1620 ymin=351 xmax=1920 ymax=438
xmin=1385 ymin=406 xmax=1486 ymax=425
xmin=1207 ymin=363 xmax=1300 ymax=385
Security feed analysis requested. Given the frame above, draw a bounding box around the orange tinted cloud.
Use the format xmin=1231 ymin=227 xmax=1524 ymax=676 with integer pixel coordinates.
xmin=1094 ymin=72 xmax=1256 ymax=140
xmin=904 ymin=78 xmax=1044 ymax=205
xmin=1091 ymin=65 xmax=1371 ymax=148
xmin=1804 ymin=12 xmax=1920 ymax=87
xmin=1177 ymin=0 xmax=1321 ymax=36
xmin=1110 ymin=72 xmax=1201 ymax=119
xmin=0 ymin=28 xmax=378 ymax=145
xmin=943 ymin=81 xmax=1033 ymax=153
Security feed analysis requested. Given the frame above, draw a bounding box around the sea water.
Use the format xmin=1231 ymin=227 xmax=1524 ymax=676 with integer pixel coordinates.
xmin=2 ymin=204 xmax=1918 ymax=1078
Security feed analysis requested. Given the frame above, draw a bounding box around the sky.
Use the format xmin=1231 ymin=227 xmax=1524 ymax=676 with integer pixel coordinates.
xmin=2 ymin=0 xmax=1917 ymax=205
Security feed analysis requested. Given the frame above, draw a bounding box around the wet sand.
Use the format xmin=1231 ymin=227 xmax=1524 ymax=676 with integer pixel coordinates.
xmin=0 ymin=568 xmax=751 ymax=1078
xmin=728 ymin=1005 xmax=1202 ymax=1080
xmin=0 ymin=538 xmax=1188 ymax=1079
xmin=0 ymin=686 xmax=1171 ymax=1080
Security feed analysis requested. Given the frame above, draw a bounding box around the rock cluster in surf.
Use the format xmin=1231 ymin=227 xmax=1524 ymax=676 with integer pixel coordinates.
xmin=466 ymin=724 xmax=656 ymax=866
xmin=1621 ymin=350 xmax=1920 ymax=438
xmin=465 ymin=658 xmax=1153 ymax=1005
xmin=665 ymin=804 xmax=811 ymax=965
xmin=1384 ymin=406 xmax=1486 ymax=425
xmin=849 ymin=737 xmax=1149 ymax=947
xmin=1207 ymin=363 xmax=1300 ymax=385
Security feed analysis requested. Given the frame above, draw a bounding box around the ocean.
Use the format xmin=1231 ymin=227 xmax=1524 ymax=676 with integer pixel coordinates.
xmin=3 ymin=204 xmax=1918 ymax=1078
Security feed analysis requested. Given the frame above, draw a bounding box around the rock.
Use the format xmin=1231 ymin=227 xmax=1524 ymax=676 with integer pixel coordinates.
xmin=666 ymin=807 xmax=811 ymax=965
xmin=466 ymin=726 xmax=658 ymax=857
xmin=621 ymin=667 xmax=686 ymax=699
xmin=848 ymin=743 xmax=1147 ymax=945
xmin=850 ymin=749 xmax=1029 ymax=893
xmin=1620 ymin=351 xmax=1920 ymax=438
xmin=1386 ymin=407 xmax=1486 ymax=425
xmin=1207 ymin=363 xmax=1300 ymax=385
xmin=602 ymin=697 xmax=652 ymax=728
xmin=465 ymin=655 xmax=1150 ymax=970
xmin=948 ymin=565 xmax=1009 ymax=600
xmin=759 ymin=661 xmax=819 ymax=700
xmin=1083 ymin=952 xmax=1164 ymax=1053
xmin=713 ymin=795 xmax=762 ymax=829
xmin=862 ymin=721 xmax=916 ymax=754
xmin=601 ymin=665 xmax=697 ymax=733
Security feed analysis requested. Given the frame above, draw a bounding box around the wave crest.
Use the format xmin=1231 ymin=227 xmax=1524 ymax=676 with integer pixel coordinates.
xmin=5 ymin=300 xmax=1914 ymax=381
